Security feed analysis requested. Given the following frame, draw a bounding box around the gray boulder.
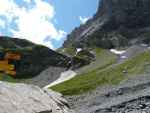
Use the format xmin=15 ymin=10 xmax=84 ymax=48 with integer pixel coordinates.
xmin=0 ymin=81 xmax=74 ymax=113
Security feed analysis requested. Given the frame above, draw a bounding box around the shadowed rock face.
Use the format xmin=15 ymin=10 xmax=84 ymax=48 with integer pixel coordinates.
xmin=0 ymin=81 xmax=74 ymax=113
xmin=0 ymin=36 xmax=70 ymax=78
xmin=63 ymin=0 xmax=150 ymax=49
xmin=0 ymin=36 xmax=89 ymax=80
xmin=98 ymin=0 xmax=150 ymax=28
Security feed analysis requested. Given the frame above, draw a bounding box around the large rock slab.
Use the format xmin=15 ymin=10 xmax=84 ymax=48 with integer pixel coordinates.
xmin=0 ymin=81 xmax=74 ymax=113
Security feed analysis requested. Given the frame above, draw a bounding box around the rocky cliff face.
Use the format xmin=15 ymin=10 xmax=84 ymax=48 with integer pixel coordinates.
xmin=0 ymin=81 xmax=74 ymax=113
xmin=63 ymin=0 xmax=150 ymax=49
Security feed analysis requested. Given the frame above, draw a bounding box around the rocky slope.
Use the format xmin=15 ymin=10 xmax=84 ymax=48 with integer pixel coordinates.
xmin=63 ymin=0 xmax=150 ymax=49
xmin=21 ymin=67 xmax=66 ymax=88
xmin=53 ymin=0 xmax=150 ymax=111
xmin=0 ymin=36 xmax=70 ymax=78
xmin=0 ymin=36 xmax=90 ymax=79
xmin=53 ymin=45 xmax=149 ymax=113
xmin=0 ymin=81 xmax=74 ymax=113
xmin=66 ymin=73 xmax=150 ymax=113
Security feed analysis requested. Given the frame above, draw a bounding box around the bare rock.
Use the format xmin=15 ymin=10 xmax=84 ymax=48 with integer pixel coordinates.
xmin=63 ymin=0 xmax=150 ymax=49
xmin=0 ymin=81 xmax=74 ymax=113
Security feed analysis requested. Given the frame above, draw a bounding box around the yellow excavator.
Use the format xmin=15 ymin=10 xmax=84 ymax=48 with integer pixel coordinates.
xmin=0 ymin=52 xmax=21 ymax=76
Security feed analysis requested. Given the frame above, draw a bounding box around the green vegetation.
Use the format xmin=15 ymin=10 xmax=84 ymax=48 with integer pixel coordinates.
xmin=77 ymin=48 xmax=117 ymax=74
xmin=0 ymin=46 xmax=34 ymax=53
xmin=51 ymin=51 xmax=150 ymax=95
xmin=0 ymin=73 xmax=18 ymax=83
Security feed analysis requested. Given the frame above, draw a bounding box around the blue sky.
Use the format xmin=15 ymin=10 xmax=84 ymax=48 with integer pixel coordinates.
xmin=50 ymin=0 xmax=99 ymax=48
xmin=0 ymin=0 xmax=99 ymax=49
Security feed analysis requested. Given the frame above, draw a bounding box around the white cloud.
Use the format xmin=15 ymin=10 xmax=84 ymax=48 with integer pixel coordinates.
xmin=0 ymin=0 xmax=66 ymax=49
xmin=23 ymin=0 xmax=32 ymax=3
xmin=0 ymin=19 xmax=5 ymax=28
xmin=79 ymin=16 xmax=90 ymax=24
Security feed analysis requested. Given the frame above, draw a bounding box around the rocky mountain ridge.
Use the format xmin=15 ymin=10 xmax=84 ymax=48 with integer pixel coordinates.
xmin=51 ymin=0 xmax=150 ymax=112
xmin=0 ymin=36 xmax=91 ymax=88
xmin=63 ymin=0 xmax=150 ymax=49
xmin=0 ymin=36 xmax=70 ymax=78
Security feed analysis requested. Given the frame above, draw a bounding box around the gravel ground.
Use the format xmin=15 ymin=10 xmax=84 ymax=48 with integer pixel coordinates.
xmin=65 ymin=74 xmax=150 ymax=113
xmin=22 ymin=66 xmax=66 ymax=87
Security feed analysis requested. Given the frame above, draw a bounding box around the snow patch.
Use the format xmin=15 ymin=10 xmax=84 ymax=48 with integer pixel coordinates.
xmin=44 ymin=70 xmax=77 ymax=89
xmin=110 ymin=49 xmax=126 ymax=55
xmin=120 ymin=55 xmax=127 ymax=59
xmin=77 ymin=48 xmax=82 ymax=53
xmin=76 ymin=48 xmax=82 ymax=55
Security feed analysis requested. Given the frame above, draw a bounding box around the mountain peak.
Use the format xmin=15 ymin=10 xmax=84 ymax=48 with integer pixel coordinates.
xmin=63 ymin=0 xmax=150 ymax=49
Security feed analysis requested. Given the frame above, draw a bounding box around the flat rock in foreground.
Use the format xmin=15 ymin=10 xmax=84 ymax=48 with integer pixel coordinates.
xmin=0 ymin=81 xmax=74 ymax=113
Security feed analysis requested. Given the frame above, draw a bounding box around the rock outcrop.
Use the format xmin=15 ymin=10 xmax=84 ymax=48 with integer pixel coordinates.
xmin=63 ymin=0 xmax=150 ymax=49
xmin=0 ymin=36 xmax=70 ymax=78
xmin=0 ymin=81 xmax=74 ymax=113
xmin=0 ymin=36 xmax=90 ymax=79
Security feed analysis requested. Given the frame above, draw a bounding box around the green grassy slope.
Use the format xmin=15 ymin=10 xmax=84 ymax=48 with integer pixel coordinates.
xmin=76 ymin=48 xmax=117 ymax=74
xmin=51 ymin=50 xmax=150 ymax=95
